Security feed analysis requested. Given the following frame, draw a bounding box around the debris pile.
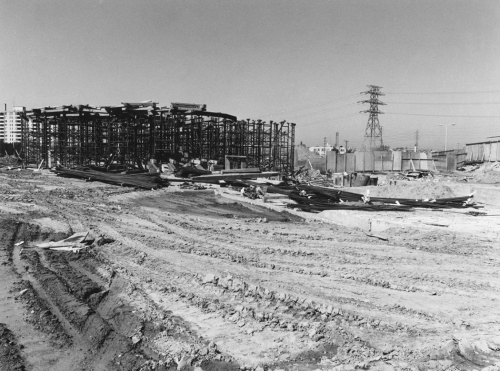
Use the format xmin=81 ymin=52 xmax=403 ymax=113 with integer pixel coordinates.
xmin=0 ymin=155 xmax=21 ymax=169
xmin=266 ymin=184 xmax=477 ymax=212
xmin=164 ymin=166 xmax=280 ymax=188
xmin=462 ymin=162 xmax=500 ymax=184
xmin=457 ymin=163 xmax=482 ymax=172
xmin=391 ymin=170 xmax=435 ymax=181
xmin=36 ymin=231 xmax=93 ymax=252
xmin=52 ymin=167 xmax=168 ymax=189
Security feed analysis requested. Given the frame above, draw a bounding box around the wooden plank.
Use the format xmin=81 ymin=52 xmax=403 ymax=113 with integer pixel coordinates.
xmin=191 ymin=172 xmax=279 ymax=181
xmin=221 ymin=168 xmax=261 ymax=174
xmin=37 ymin=231 xmax=89 ymax=249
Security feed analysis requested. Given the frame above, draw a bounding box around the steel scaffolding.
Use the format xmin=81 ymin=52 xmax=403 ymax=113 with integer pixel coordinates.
xmin=21 ymin=102 xmax=295 ymax=173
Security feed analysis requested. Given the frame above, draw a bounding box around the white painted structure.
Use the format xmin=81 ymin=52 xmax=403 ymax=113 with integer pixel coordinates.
xmin=309 ymin=143 xmax=333 ymax=156
xmin=0 ymin=106 xmax=24 ymax=143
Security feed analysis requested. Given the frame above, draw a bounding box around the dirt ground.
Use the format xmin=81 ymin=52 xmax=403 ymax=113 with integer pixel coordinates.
xmin=1 ymin=169 xmax=500 ymax=371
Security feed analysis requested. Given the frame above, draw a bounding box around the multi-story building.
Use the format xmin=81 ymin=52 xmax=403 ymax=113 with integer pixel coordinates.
xmin=0 ymin=106 xmax=25 ymax=143
xmin=0 ymin=111 xmax=4 ymax=142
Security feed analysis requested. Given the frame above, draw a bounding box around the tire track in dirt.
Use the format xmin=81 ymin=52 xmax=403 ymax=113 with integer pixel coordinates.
xmin=33 ymin=195 xmax=500 ymax=365
xmin=0 ymin=219 xmax=88 ymax=371
xmin=4 ymin=175 xmax=500 ymax=370
xmin=98 ymin=208 xmax=499 ymax=328
xmin=94 ymin=190 xmax=500 ymax=368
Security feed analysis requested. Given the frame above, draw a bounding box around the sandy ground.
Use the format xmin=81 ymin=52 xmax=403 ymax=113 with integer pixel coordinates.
xmin=0 ymin=169 xmax=500 ymax=371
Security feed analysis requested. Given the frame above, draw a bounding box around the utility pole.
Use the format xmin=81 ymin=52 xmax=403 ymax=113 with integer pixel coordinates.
xmin=323 ymin=136 xmax=328 ymax=171
xmin=415 ymin=130 xmax=419 ymax=152
xmin=335 ymin=132 xmax=339 ymax=147
xmin=343 ymin=140 xmax=349 ymax=175
xmin=360 ymin=85 xmax=385 ymax=151
xmin=439 ymin=123 xmax=455 ymax=151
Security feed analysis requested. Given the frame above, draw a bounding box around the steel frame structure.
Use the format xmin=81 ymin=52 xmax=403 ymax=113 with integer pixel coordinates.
xmin=21 ymin=102 xmax=295 ymax=173
xmin=359 ymin=85 xmax=385 ymax=151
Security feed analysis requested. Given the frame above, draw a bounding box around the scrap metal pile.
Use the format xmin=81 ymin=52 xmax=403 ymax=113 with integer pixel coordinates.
xmin=265 ymin=184 xmax=478 ymax=212
xmin=168 ymin=167 xmax=279 ymax=186
xmin=52 ymin=166 xmax=167 ymax=190
xmin=19 ymin=101 xmax=295 ymax=173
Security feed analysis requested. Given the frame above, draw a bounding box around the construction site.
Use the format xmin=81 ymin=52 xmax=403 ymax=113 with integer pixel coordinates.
xmin=1 ymin=98 xmax=500 ymax=371
xmin=19 ymin=101 xmax=294 ymax=173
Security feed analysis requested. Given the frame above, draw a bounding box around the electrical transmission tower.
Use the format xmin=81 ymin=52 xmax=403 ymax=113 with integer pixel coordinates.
xmin=359 ymin=85 xmax=386 ymax=151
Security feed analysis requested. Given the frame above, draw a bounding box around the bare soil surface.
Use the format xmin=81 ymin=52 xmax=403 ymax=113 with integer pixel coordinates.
xmin=1 ymin=169 xmax=500 ymax=371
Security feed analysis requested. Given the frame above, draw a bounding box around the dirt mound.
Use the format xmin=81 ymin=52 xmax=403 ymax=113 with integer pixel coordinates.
xmin=471 ymin=163 xmax=500 ymax=184
xmin=472 ymin=172 xmax=500 ymax=184
xmin=459 ymin=162 xmax=500 ymax=184
xmin=475 ymin=162 xmax=500 ymax=173
xmin=353 ymin=182 xmax=458 ymax=200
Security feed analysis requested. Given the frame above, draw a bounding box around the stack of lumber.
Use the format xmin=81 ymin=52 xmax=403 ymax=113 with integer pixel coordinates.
xmin=52 ymin=167 xmax=166 ymax=189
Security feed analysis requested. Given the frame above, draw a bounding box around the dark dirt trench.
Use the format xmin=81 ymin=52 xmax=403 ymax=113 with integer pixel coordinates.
xmin=0 ymin=219 xmax=73 ymax=371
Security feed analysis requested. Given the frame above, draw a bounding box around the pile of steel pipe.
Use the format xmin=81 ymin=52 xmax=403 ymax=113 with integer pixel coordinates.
xmin=286 ymin=193 xmax=414 ymax=212
xmin=267 ymin=184 xmax=478 ymax=212
xmin=52 ymin=167 xmax=167 ymax=189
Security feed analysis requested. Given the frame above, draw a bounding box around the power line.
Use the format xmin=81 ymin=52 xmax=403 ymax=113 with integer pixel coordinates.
xmin=251 ymin=90 xmax=500 ymax=120
xmin=298 ymin=113 xmax=359 ymax=127
xmin=385 ymin=90 xmax=500 ymax=95
xmin=382 ymin=131 xmax=487 ymax=140
xmin=385 ymin=101 xmax=500 ymax=105
xmin=386 ymin=112 xmax=500 ymax=118
xmin=296 ymin=113 xmax=360 ymax=127
xmin=284 ymin=102 xmax=358 ymax=120
xmin=248 ymin=93 xmax=359 ymax=118
xmin=263 ymin=96 xmax=358 ymax=119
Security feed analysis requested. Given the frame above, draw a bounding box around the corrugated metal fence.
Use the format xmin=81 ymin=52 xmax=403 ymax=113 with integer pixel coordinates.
xmin=465 ymin=141 xmax=500 ymax=162
xmin=297 ymin=151 xmax=431 ymax=172
xmin=431 ymin=150 xmax=466 ymax=171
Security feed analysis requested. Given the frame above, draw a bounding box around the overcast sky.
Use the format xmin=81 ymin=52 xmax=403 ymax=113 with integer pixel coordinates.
xmin=1 ymin=0 xmax=499 ymax=149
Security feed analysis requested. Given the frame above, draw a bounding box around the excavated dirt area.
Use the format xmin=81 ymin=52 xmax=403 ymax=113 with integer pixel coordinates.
xmin=1 ymin=170 xmax=500 ymax=371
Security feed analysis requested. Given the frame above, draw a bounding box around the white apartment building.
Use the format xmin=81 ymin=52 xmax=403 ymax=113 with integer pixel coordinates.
xmin=0 ymin=111 xmax=4 ymax=141
xmin=0 ymin=106 xmax=24 ymax=143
